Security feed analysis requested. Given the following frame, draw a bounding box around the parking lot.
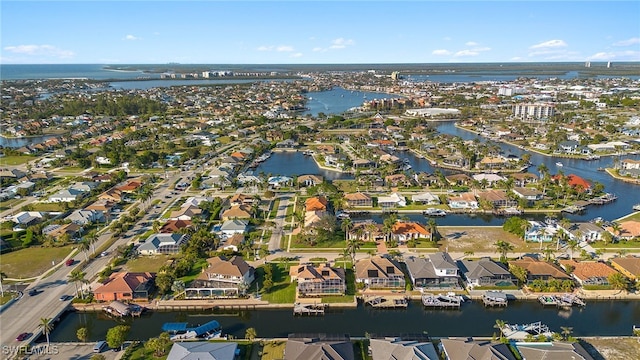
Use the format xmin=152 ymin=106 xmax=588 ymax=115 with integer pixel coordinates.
xmin=25 ymin=342 xmax=125 ymax=360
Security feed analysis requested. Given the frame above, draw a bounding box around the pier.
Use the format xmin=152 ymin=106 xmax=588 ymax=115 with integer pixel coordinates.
xmin=482 ymin=291 xmax=508 ymax=307
xmin=293 ymin=302 xmax=326 ymax=316
xmin=365 ymin=295 xmax=409 ymax=309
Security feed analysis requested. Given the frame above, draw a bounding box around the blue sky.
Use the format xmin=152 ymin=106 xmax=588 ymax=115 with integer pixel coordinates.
xmin=1 ymin=1 xmax=639 ymax=64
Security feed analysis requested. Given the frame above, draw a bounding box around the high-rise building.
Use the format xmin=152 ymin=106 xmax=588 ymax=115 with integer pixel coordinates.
xmin=513 ymin=103 xmax=555 ymax=121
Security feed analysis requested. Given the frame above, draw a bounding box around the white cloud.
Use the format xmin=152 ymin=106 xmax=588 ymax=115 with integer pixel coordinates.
xmin=124 ymin=34 xmax=141 ymax=41
xmin=276 ymin=45 xmax=294 ymax=52
xmin=3 ymin=44 xmax=74 ymax=59
xmin=257 ymin=45 xmax=295 ymax=52
xmin=330 ymin=38 xmax=355 ymax=49
xmin=589 ymin=52 xmax=614 ymax=60
xmin=589 ymin=50 xmax=640 ymax=61
xmin=312 ymin=47 xmax=324 ymax=52
xmin=510 ymin=56 xmax=523 ymax=61
xmin=465 ymin=41 xmax=478 ymax=46
xmin=454 ymin=50 xmax=479 ymax=57
xmin=613 ymin=37 xmax=640 ymax=46
xmin=472 ymin=46 xmax=491 ymax=52
xmin=290 ymin=53 xmax=303 ymax=58
xmin=432 ymin=49 xmax=451 ymax=56
xmin=257 ymin=45 xmax=274 ymax=51
xmin=530 ymin=39 xmax=567 ymax=49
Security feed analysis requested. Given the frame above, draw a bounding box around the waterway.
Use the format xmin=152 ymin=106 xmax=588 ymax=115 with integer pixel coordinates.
xmin=303 ymin=87 xmax=401 ymax=117
xmin=0 ymin=134 xmax=56 ymax=148
xmin=47 ymin=300 xmax=640 ymax=342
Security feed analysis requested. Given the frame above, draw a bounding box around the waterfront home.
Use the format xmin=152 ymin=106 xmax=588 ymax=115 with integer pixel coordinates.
xmin=510 ymin=172 xmax=538 ymax=186
xmin=169 ymin=204 xmax=203 ymax=221
xmin=477 ymin=190 xmax=517 ymax=209
xmin=343 ymin=192 xmax=373 ymax=207
xmin=404 ymin=253 xmax=460 ymax=290
xmin=93 ymin=272 xmax=155 ymax=302
xmin=477 ymin=156 xmax=508 ymax=170
xmin=552 ymin=174 xmax=591 ymax=192
xmin=558 ymin=140 xmax=580 ymax=154
xmin=512 ymin=187 xmax=543 ymax=202
xmin=377 ymin=192 xmax=406 ymax=209
xmin=447 ymin=192 xmax=478 ymax=209
xmin=508 ymin=256 xmax=572 ymax=284
xmin=606 ymin=220 xmax=640 ymax=240
xmin=285 ymin=335 xmax=354 ymax=360
xmin=513 ymin=342 xmax=594 ymax=360
xmin=620 ymin=159 xmax=640 ymax=171
xmin=305 ymin=196 xmax=329 ymax=212
xmin=610 ymin=256 xmax=640 ymax=282
xmin=523 ymin=221 xmax=560 ymax=244
xmin=355 ymin=255 xmax=405 ymax=289
xmin=185 ymin=256 xmax=254 ymax=299
xmin=65 ymin=209 xmax=105 ymax=225
xmin=369 ymin=337 xmax=438 ymax=360
xmin=221 ymin=205 xmax=253 ymax=221
xmin=411 ymin=192 xmax=440 ymax=205
xmin=385 ymin=174 xmax=412 ymax=187
xmin=138 ymin=233 xmax=190 ymax=255
xmin=289 ymin=263 xmax=346 ymax=297
xmin=167 ymin=342 xmax=238 ymax=360
xmin=457 ymin=257 xmax=516 ymax=289
xmin=413 ymin=172 xmax=440 ymax=187
xmin=445 ymin=173 xmax=473 ymax=186
xmin=275 ymin=138 xmax=298 ymax=148
xmin=268 ymin=176 xmax=293 ymax=188
xmin=159 ymin=219 xmax=192 ymax=233
xmin=565 ymin=222 xmax=605 ymax=242
xmin=391 ymin=222 xmax=430 ymax=243
xmin=297 ymin=174 xmax=324 ymax=187
xmin=558 ymin=259 xmax=618 ymax=286
xmin=353 ymin=158 xmax=375 ymax=169
xmin=439 ymin=338 xmax=516 ymax=360
xmin=218 ymin=219 xmax=249 ymax=237
xmin=472 ymin=173 xmax=506 ymax=186
xmin=348 ymin=221 xmax=384 ymax=242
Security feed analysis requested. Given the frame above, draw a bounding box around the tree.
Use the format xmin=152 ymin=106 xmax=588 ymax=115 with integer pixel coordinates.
xmin=341 ymin=218 xmax=353 ymax=242
xmin=78 ymin=239 xmax=91 ymax=261
xmin=494 ymin=240 xmax=514 ymax=262
xmin=560 ymin=326 xmax=573 ymax=341
xmin=145 ymin=332 xmax=171 ymax=357
xmin=106 ymin=325 xmax=130 ymax=351
xmin=245 ymin=327 xmax=257 ymax=341
xmin=427 ymin=218 xmax=438 ymax=242
xmin=346 ymin=237 xmax=360 ymax=265
xmin=90 ymin=355 xmax=106 ymax=360
xmin=40 ymin=318 xmax=53 ymax=347
xmin=542 ymin=246 xmax=555 ymax=262
xmin=510 ymin=265 xmax=528 ymax=287
xmin=567 ymin=239 xmax=579 ymax=260
xmin=608 ymin=273 xmax=629 ymax=293
xmin=77 ymin=327 xmax=89 ymax=342
xmin=0 ymin=271 xmax=6 ymax=298
xmin=68 ymin=269 xmax=88 ymax=299
xmin=494 ymin=319 xmax=506 ymax=340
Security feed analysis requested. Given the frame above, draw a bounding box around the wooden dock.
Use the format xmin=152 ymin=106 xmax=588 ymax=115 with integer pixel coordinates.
xmin=293 ymin=302 xmax=326 ymax=316
xmin=365 ymin=296 xmax=408 ymax=309
xmin=482 ymin=291 xmax=508 ymax=307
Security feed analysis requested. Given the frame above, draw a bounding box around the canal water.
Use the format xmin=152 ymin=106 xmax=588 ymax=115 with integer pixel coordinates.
xmin=48 ymin=300 xmax=640 ymax=342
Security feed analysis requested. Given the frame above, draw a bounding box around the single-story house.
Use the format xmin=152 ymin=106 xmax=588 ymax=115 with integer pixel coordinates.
xmin=93 ymin=272 xmax=155 ymax=302
xmin=289 ymin=263 xmax=346 ymax=297
xmin=138 ymin=233 xmax=190 ymax=255
xmin=457 ymin=257 xmax=516 ymax=289
xmin=355 ymin=255 xmax=405 ymax=289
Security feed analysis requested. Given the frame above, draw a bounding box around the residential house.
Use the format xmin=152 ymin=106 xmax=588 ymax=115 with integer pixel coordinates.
xmin=297 ymin=174 xmax=324 ymax=187
xmin=343 ymin=192 xmax=373 ymax=208
xmin=138 ymin=233 xmax=189 ymax=255
xmin=472 ymin=173 xmax=507 ymax=186
xmin=268 ymin=176 xmax=293 ymax=188
xmin=404 ymin=253 xmax=461 ymax=289
xmin=289 ymin=263 xmax=346 ymax=297
xmin=85 ymin=199 xmax=116 ymax=214
xmin=439 ymin=339 xmax=516 ymax=360
xmin=607 ymin=220 xmax=640 ymax=240
xmin=445 ymin=173 xmax=472 ymax=186
xmin=368 ymin=337 xmax=439 ymax=360
xmin=377 ymin=192 xmax=406 ymax=209
xmin=99 ymin=188 xmax=123 ymax=203
xmin=182 ymin=196 xmax=214 ymax=208
xmin=169 ymin=205 xmax=203 ymax=221
xmin=48 ymin=189 xmax=83 ymax=203
xmin=513 ymin=342 xmax=594 ymax=360
xmin=65 ymin=209 xmax=105 ymax=225
xmin=385 ymin=174 xmax=411 ymax=187
xmin=391 ymin=222 xmax=430 ymax=243
xmin=185 ymin=256 xmax=254 ymax=298
xmin=229 ymin=193 xmax=257 ymax=207
xmin=348 ymin=221 xmax=384 ymax=242
xmin=447 ymin=192 xmax=478 ymax=209
xmin=70 ymin=181 xmax=98 ymax=193
xmin=167 ymin=342 xmax=238 ymax=360
xmin=457 ymin=257 xmax=516 ymax=289
xmin=477 ymin=190 xmax=517 ymax=208
xmin=558 ymin=140 xmax=580 ymax=154
xmin=510 ymin=173 xmax=539 ymax=187
xmin=219 ymin=219 xmax=249 ymax=237
xmin=411 ymin=192 xmax=440 ymax=205
xmin=11 ymin=211 xmax=44 ymax=226
xmin=508 ymin=256 xmax=572 ymax=284
xmin=512 ymin=187 xmax=543 ymax=202
xmin=159 ymin=219 xmax=192 ymax=233
xmin=355 ymin=255 xmax=405 ymax=289
xmin=305 ymin=196 xmax=328 ymax=212
xmin=221 ymin=205 xmax=253 ymax=221
xmin=116 ymin=179 xmax=143 ymax=193
xmin=610 ymin=256 xmax=640 ymax=282
xmin=523 ymin=221 xmax=561 ymax=244
xmin=565 ymin=222 xmax=605 ymax=242
xmin=219 ymin=233 xmax=245 ymax=252
xmin=46 ymin=223 xmax=81 ymax=240
xmin=559 ymin=260 xmax=618 ymax=286
xmin=552 ymin=174 xmax=591 ymax=192
xmin=93 ymin=272 xmax=155 ymax=302
xmin=284 ymin=335 xmax=354 ymax=360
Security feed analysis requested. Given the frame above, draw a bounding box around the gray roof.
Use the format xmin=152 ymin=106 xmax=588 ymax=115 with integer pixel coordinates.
xmin=428 ymin=252 xmax=457 ymax=271
xmin=404 ymin=257 xmax=437 ymax=279
xmin=139 ymin=233 xmax=186 ymax=252
xmin=167 ymin=341 xmax=238 ymax=360
xmin=220 ymin=219 xmax=249 ymax=232
xmin=285 ymin=337 xmax=354 ymax=360
xmin=514 ymin=342 xmax=594 ymax=360
xmin=458 ymin=258 xmax=511 ymax=281
xmin=440 ymin=339 xmax=516 ymax=360
xmin=369 ymin=338 xmax=439 ymax=360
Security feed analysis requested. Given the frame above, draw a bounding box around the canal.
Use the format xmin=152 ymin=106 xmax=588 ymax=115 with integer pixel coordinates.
xmin=47 ymin=300 xmax=640 ymax=342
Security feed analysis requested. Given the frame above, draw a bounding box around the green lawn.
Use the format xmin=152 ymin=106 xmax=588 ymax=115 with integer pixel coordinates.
xmin=29 ymin=202 xmax=66 ymax=212
xmin=0 ymin=198 xmax=24 ymax=211
xmin=124 ymin=254 xmax=173 ymax=273
xmin=591 ymin=240 xmax=640 ymax=249
xmin=0 ymin=245 xmax=75 ymax=279
xmin=1 ymin=293 xmax=16 ymax=305
xmin=258 ymin=263 xmax=297 ymax=304
xmin=0 ymin=155 xmax=35 ymax=166
xmin=178 ymin=258 xmax=209 ymax=283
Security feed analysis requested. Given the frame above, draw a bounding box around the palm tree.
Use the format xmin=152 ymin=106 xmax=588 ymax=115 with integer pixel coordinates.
xmin=542 ymin=246 xmax=555 ymax=262
xmin=341 ymin=218 xmax=353 ymax=242
xmin=382 ymin=214 xmax=397 ymax=242
xmin=0 ymin=271 xmax=6 ymax=298
xmin=85 ymin=230 xmax=98 ymax=254
xmin=346 ymin=237 xmax=360 ymax=265
xmin=494 ymin=319 xmax=506 ymax=340
xmin=68 ymin=269 xmax=88 ymax=299
xmin=560 ymin=326 xmax=573 ymax=341
xmin=427 ymin=218 xmax=438 ymax=242
xmin=567 ymin=239 xmax=579 ymax=260
xmin=608 ymin=273 xmax=629 ymax=294
xmin=40 ymin=318 xmax=53 ymax=347
xmin=494 ymin=240 xmax=514 ymax=263
xmin=78 ymin=239 xmax=91 ymax=262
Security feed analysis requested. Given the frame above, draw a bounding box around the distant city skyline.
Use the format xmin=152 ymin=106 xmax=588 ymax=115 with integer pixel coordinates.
xmin=1 ymin=1 xmax=639 ymax=64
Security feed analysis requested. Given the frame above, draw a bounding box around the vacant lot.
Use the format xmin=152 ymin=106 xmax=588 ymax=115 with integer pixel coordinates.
xmin=438 ymin=226 xmax=537 ymax=254
xmin=124 ymin=254 xmax=173 ymax=273
xmin=0 ymin=246 xmax=75 ymax=279
xmin=581 ymin=337 xmax=640 ymax=360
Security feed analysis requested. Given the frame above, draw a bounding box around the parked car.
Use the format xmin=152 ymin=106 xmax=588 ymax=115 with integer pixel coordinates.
xmin=65 ymin=259 xmax=75 ymax=266
xmin=28 ymin=289 xmax=40 ymax=296
xmin=59 ymin=295 xmax=72 ymax=301
xmin=16 ymin=332 xmax=30 ymax=341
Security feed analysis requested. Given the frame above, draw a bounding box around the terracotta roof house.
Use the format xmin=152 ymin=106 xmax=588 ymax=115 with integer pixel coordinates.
xmin=185 ymin=256 xmax=254 ymax=299
xmin=93 ymin=272 xmax=155 ymax=302
xmin=458 ymin=257 xmax=516 ymax=289
xmin=610 ymin=256 xmax=640 ymax=281
xmin=509 ymin=256 xmax=572 ymax=284
xmin=229 ymin=193 xmax=257 ymax=206
xmin=552 ymin=174 xmax=591 ymax=192
xmin=289 ymin=263 xmax=346 ymax=297
xmin=513 ymin=342 xmax=594 ymax=360
xmin=391 ymin=222 xmax=430 ymax=243
xmin=297 ymin=174 xmax=324 ymax=187
xmin=606 ymin=220 xmax=640 ymax=240
xmin=404 ymin=253 xmax=461 ymax=290
xmin=85 ymin=199 xmax=116 ymax=213
xmin=219 ymin=233 xmax=245 ymax=252
xmin=305 ymin=196 xmax=328 ymax=212
xmin=285 ymin=335 xmax=354 ymax=360
xmin=343 ymin=192 xmax=373 ymax=207
xmin=369 ymin=337 xmax=439 ymax=360
xmin=355 ymin=255 xmax=405 ymax=289
xmin=221 ymin=205 xmax=253 ymax=221
xmin=159 ymin=219 xmax=192 ymax=233
xmin=167 ymin=342 xmax=238 ymax=360
xmin=116 ymin=179 xmax=143 ymax=193
xmin=98 ymin=188 xmax=123 ymax=202
xmin=440 ymin=339 xmax=516 ymax=360
xmin=559 ymin=260 xmax=618 ymax=286
xmin=348 ymin=221 xmax=384 ymax=242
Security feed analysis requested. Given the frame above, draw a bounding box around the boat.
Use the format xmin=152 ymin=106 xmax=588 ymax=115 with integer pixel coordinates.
xmin=421 ymin=293 xmax=463 ymax=308
xmin=423 ymin=208 xmax=447 ymax=217
xmin=336 ymin=211 xmax=350 ymax=220
xmin=162 ymin=320 xmax=223 ymax=340
xmin=556 ymin=162 xmax=563 ymax=167
xmin=634 ymin=204 xmax=640 ymax=211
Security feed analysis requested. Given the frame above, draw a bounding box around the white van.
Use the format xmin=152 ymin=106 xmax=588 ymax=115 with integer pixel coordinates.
xmin=93 ymin=340 xmax=107 ymax=353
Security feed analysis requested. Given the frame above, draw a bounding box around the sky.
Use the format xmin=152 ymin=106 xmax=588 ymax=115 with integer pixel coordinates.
xmin=1 ymin=1 xmax=639 ymax=64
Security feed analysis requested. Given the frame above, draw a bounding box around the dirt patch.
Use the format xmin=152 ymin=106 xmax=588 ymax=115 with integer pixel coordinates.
xmin=580 ymin=337 xmax=640 ymax=360
xmin=438 ymin=226 xmax=537 ymax=254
